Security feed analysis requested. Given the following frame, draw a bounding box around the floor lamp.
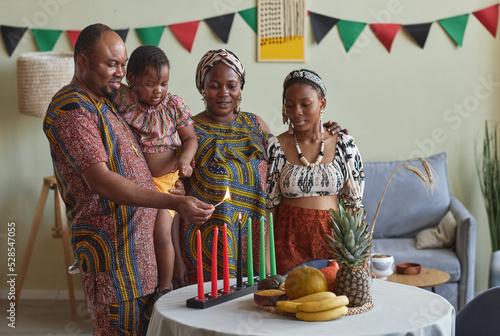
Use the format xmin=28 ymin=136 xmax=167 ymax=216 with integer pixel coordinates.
xmin=15 ymin=51 xmax=77 ymax=320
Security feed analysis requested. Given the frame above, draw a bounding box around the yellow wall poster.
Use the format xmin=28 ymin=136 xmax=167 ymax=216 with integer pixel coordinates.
xmin=258 ymin=0 xmax=306 ymax=62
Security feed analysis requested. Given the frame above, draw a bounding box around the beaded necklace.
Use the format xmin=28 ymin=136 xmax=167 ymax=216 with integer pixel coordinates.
xmin=293 ymin=132 xmax=324 ymax=168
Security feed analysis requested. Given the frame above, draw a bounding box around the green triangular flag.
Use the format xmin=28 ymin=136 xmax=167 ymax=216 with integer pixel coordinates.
xmin=438 ymin=14 xmax=469 ymax=47
xmin=31 ymin=29 xmax=62 ymax=51
xmin=337 ymin=20 xmax=366 ymax=52
xmin=239 ymin=7 xmax=257 ymax=33
xmin=135 ymin=26 xmax=165 ymax=46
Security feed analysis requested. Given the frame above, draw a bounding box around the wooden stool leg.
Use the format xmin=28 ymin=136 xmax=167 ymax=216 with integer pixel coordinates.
xmin=15 ymin=179 xmax=51 ymax=303
xmin=55 ymin=184 xmax=77 ymax=321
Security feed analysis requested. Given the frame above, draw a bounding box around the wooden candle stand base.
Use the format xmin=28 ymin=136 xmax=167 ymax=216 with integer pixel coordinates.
xmin=186 ymin=280 xmax=258 ymax=309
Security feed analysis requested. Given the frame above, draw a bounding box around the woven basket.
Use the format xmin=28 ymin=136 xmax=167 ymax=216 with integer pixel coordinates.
xmin=17 ymin=51 xmax=74 ymax=117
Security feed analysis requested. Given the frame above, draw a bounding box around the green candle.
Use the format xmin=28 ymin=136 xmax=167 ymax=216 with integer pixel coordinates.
xmin=260 ymin=216 xmax=266 ymax=280
xmin=247 ymin=217 xmax=254 ymax=285
xmin=269 ymin=212 xmax=276 ymax=276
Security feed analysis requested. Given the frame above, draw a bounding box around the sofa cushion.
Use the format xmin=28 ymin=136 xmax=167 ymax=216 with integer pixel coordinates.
xmin=372 ymin=238 xmax=460 ymax=282
xmin=363 ymin=152 xmax=451 ymax=238
xmin=415 ymin=210 xmax=457 ymax=249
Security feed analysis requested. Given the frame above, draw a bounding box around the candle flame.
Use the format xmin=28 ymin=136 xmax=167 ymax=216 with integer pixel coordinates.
xmin=238 ymin=212 xmax=242 ymax=220
xmin=223 ymin=187 xmax=231 ymax=201
xmin=214 ymin=187 xmax=231 ymax=207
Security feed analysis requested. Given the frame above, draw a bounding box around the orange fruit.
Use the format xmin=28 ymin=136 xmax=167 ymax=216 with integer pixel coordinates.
xmin=320 ymin=261 xmax=339 ymax=293
xmin=284 ymin=265 xmax=328 ymax=300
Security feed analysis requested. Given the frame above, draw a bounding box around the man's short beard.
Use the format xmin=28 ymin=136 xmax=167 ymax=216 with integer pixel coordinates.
xmin=102 ymin=86 xmax=118 ymax=101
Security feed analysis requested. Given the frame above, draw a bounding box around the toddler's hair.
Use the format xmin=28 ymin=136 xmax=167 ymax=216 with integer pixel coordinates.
xmin=127 ymin=45 xmax=170 ymax=86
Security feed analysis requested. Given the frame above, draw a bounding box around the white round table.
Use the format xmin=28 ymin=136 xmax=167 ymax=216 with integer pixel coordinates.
xmin=146 ymin=279 xmax=455 ymax=336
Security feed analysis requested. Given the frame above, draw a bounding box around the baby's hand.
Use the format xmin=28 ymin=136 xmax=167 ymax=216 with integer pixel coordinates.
xmin=176 ymin=159 xmax=193 ymax=177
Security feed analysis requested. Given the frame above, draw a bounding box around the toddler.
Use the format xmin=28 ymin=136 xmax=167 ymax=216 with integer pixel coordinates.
xmin=115 ymin=45 xmax=197 ymax=319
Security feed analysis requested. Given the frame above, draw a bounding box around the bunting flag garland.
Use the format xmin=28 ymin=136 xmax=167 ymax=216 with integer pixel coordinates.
xmin=370 ymin=23 xmax=402 ymax=52
xmin=473 ymin=4 xmax=499 ymax=37
xmin=309 ymin=11 xmax=339 ymax=44
xmin=31 ymin=29 xmax=63 ymax=52
xmin=114 ymin=29 xmax=129 ymax=42
xmin=1 ymin=25 xmax=28 ymax=56
xmin=205 ymin=13 xmax=235 ymax=43
xmin=239 ymin=7 xmax=257 ymax=33
xmin=337 ymin=20 xmax=366 ymax=52
xmin=169 ymin=21 xmax=200 ymax=53
xmin=404 ymin=23 xmax=433 ymax=49
xmin=0 ymin=4 xmax=498 ymax=56
xmin=66 ymin=30 xmax=81 ymax=48
xmin=135 ymin=26 xmax=165 ymax=46
xmin=438 ymin=14 xmax=470 ymax=47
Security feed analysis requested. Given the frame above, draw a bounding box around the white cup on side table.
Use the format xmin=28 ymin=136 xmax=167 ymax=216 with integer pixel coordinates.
xmin=371 ymin=254 xmax=395 ymax=280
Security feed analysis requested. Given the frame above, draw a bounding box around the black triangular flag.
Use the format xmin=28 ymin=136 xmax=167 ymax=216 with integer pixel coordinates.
xmin=114 ymin=29 xmax=129 ymax=42
xmin=309 ymin=11 xmax=339 ymax=44
xmin=205 ymin=13 xmax=235 ymax=43
xmin=1 ymin=25 xmax=28 ymax=56
xmin=404 ymin=23 xmax=432 ymax=49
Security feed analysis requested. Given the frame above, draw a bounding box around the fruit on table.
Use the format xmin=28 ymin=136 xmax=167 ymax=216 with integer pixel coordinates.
xmin=298 ymin=295 xmax=349 ymax=312
xmin=328 ymin=201 xmax=372 ymax=307
xmin=276 ymin=300 xmax=302 ymax=314
xmin=253 ymin=289 xmax=287 ymax=306
xmin=285 ymin=266 xmax=328 ymax=300
xmin=291 ymin=291 xmax=336 ymax=303
xmin=257 ymin=277 xmax=280 ymax=290
xmin=269 ymin=274 xmax=287 ymax=284
xmin=295 ymin=306 xmax=348 ymax=322
xmin=320 ymin=261 xmax=340 ymax=293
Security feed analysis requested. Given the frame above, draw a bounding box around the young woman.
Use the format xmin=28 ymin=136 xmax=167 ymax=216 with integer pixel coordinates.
xmin=267 ymin=69 xmax=365 ymax=275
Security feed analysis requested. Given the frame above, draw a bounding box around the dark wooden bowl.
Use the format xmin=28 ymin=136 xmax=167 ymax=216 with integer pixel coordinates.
xmin=396 ymin=263 xmax=422 ymax=275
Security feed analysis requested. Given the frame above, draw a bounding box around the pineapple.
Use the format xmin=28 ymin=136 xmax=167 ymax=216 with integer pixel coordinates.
xmin=327 ymin=201 xmax=373 ymax=307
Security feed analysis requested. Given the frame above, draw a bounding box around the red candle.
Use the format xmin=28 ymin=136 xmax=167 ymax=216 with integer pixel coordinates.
xmin=197 ymin=229 xmax=205 ymax=300
xmin=223 ymin=223 xmax=230 ymax=292
xmin=211 ymin=226 xmax=219 ymax=296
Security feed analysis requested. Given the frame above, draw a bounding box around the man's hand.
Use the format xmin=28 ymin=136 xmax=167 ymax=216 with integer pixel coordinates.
xmin=323 ymin=120 xmax=349 ymax=135
xmin=175 ymin=196 xmax=214 ymax=225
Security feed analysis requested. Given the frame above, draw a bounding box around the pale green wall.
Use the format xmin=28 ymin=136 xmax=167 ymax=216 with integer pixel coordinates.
xmin=1 ymin=0 xmax=497 ymax=293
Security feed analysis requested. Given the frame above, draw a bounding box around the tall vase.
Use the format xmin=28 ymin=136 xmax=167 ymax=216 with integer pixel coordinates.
xmin=489 ymin=250 xmax=500 ymax=288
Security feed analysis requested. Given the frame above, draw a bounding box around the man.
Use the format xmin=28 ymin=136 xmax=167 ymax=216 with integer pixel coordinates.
xmin=43 ymin=23 xmax=213 ymax=335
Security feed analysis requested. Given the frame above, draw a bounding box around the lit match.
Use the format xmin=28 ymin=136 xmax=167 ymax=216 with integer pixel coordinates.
xmin=214 ymin=187 xmax=231 ymax=207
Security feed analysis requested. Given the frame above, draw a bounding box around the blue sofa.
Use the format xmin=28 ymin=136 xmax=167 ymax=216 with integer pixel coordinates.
xmin=363 ymin=152 xmax=476 ymax=311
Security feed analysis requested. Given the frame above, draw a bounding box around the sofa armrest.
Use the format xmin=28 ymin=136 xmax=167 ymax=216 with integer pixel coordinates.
xmin=450 ymin=196 xmax=476 ymax=311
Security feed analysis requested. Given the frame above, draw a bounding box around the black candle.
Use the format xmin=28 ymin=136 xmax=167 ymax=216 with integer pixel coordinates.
xmin=237 ymin=212 xmax=243 ymax=288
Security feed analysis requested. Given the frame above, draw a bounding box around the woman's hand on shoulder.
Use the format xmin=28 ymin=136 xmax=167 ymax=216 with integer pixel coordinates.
xmin=323 ymin=120 xmax=349 ymax=135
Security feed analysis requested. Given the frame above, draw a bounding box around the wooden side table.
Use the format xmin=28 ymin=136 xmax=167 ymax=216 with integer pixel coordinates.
xmin=387 ymin=267 xmax=450 ymax=292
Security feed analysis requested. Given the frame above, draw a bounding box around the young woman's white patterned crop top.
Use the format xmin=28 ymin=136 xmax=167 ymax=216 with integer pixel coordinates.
xmin=266 ymin=132 xmax=364 ymax=210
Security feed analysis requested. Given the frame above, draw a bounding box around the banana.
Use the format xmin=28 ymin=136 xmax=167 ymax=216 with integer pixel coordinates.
xmin=299 ymin=295 xmax=349 ymax=313
xmin=296 ymin=306 xmax=348 ymax=322
xmin=292 ymin=291 xmax=336 ymax=303
xmin=276 ymin=300 xmax=302 ymax=313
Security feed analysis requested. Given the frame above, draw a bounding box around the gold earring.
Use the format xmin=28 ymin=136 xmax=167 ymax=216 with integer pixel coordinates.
xmin=201 ymin=90 xmax=207 ymax=111
xmin=235 ymin=93 xmax=242 ymax=113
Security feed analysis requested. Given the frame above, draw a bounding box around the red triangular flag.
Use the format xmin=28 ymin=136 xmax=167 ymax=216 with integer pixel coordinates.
xmin=67 ymin=30 xmax=81 ymax=48
xmin=370 ymin=23 xmax=402 ymax=52
xmin=473 ymin=4 xmax=499 ymax=37
xmin=169 ymin=21 xmax=200 ymax=53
